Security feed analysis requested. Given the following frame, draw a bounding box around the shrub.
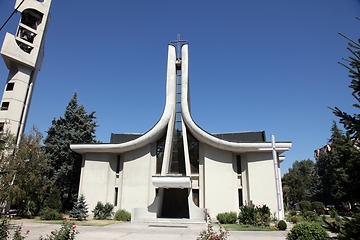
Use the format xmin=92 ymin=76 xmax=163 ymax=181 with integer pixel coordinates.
xmin=39 ymin=218 xmax=78 ymax=240
xmin=238 ymin=204 xmax=270 ymax=226
xmin=39 ymin=207 xmax=63 ymax=220
xmin=289 ymin=209 xmax=297 ymax=216
xmin=302 ymin=211 xmax=318 ymax=222
xmin=287 ymin=221 xmax=329 ymax=240
xmin=0 ymin=217 xmax=9 ymax=239
xmin=92 ymin=202 xmax=114 ymax=220
xmin=291 ymin=215 xmax=299 ymax=223
xmin=311 ymin=201 xmax=325 ymax=215
xmin=18 ymin=200 xmax=37 ymax=218
xmin=69 ymin=194 xmax=89 ymax=221
xmin=329 ymin=208 xmax=338 ymax=218
xmin=324 ymin=207 xmax=360 ymax=240
xmin=10 ymin=224 xmax=30 ymax=240
xmin=216 ymin=212 xmax=237 ymax=224
xmin=114 ymin=209 xmax=131 ymax=222
xmin=299 ymin=200 xmax=311 ymax=213
xmin=277 ymin=220 xmax=287 ymax=230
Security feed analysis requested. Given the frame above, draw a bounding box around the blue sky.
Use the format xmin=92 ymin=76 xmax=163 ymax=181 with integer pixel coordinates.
xmin=0 ymin=0 xmax=359 ymax=175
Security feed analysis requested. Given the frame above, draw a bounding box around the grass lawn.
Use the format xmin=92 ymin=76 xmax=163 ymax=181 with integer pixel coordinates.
xmin=222 ymin=224 xmax=278 ymax=231
xmin=12 ymin=217 xmax=119 ymax=226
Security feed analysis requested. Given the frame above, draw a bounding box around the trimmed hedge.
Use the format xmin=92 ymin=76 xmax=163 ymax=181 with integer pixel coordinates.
xmin=114 ymin=209 xmax=131 ymax=221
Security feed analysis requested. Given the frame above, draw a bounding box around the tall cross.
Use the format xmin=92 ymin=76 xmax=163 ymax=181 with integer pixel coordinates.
xmin=259 ymin=134 xmax=289 ymax=221
xmin=171 ymin=34 xmax=187 ymax=59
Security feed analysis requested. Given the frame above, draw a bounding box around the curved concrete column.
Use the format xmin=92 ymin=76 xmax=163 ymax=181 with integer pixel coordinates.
xmin=71 ymin=45 xmax=177 ymax=154
xmin=180 ymin=44 xmax=292 ymax=153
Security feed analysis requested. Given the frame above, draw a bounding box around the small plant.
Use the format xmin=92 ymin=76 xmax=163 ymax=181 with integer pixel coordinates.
xmin=39 ymin=207 xmax=63 ymax=220
xmin=287 ymin=221 xmax=329 ymax=240
xmin=114 ymin=209 xmax=131 ymax=222
xmin=238 ymin=203 xmax=270 ymax=226
xmin=0 ymin=219 xmax=30 ymax=240
xmin=0 ymin=217 xmax=9 ymax=239
xmin=323 ymin=207 xmax=360 ymax=240
xmin=216 ymin=212 xmax=237 ymax=224
xmin=69 ymin=194 xmax=89 ymax=221
xmin=302 ymin=210 xmax=318 ymax=222
xmin=291 ymin=215 xmax=298 ymax=223
xmin=11 ymin=225 xmax=30 ymax=240
xmin=39 ymin=218 xmax=78 ymax=240
xmin=197 ymin=210 xmax=228 ymax=240
xmin=92 ymin=202 xmax=114 ymax=220
xmin=311 ymin=201 xmax=325 ymax=215
xmin=289 ymin=209 xmax=297 ymax=216
xmin=277 ymin=220 xmax=287 ymax=230
xmin=328 ymin=208 xmax=338 ymax=218
xmin=299 ymin=200 xmax=311 ymax=213
xmin=18 ymin=200 xmax=37 ymax=218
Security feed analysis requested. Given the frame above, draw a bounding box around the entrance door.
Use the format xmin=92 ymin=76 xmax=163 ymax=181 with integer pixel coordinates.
xmin=161 ymin=188 xmax=189 ymax=218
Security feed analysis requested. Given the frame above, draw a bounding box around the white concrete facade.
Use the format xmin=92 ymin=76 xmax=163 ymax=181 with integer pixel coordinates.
xmin=71 ymin=42 xmax=292 ymax=221
xmin=0 ymin=0 xmax=51 ymax=144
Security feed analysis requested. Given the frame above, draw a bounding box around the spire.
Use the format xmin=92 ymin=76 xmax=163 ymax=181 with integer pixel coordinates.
xmin=170 ymin=34 xmax=187 ymax=59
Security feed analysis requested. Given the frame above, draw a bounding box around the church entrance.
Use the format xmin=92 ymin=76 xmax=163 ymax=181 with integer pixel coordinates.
xmin=160 ymin=188 xmax=189 ymax=218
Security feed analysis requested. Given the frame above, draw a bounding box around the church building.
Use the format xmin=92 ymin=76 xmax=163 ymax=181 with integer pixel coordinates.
xmin=70 ymin=39 xmax=292 ymax=221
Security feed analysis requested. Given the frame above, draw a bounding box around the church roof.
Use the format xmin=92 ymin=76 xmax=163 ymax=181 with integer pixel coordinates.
xmin=110 ymin=133 xmax=143 ymax=144
xmin=110 ymin=131 xmax=265 ymax=144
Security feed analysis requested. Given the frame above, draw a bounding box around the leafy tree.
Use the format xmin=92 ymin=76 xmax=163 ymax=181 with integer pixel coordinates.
xmin=44 ymin=92 xmax=98 ymax=211
xmin=0 ymin=127 xmax=50 ymax=212
xmin=282 ymin=159 xmax=315 ymax=206
xmin=314 ymin=122 xmax=354 ymax=205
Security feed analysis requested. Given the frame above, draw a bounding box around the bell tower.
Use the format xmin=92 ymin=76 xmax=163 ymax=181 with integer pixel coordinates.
xmin=0 ymin=0 xmax=52 ymax=144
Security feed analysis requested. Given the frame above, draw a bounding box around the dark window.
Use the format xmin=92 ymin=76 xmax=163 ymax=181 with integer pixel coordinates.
xmin=0 ymin=123 xmax=4 ymax=132
xmin=238 ymin=189 xmax=243 ymax=207
xmin=192 ymin=189 xmax=199 ymax=207
xmin=116 ymin=155 xmax=121 ymax=173
xmin=188 ymin=132 xmax=199 ymax=174
xmin=156 ymin=134 xmax=166 ymax=174
xmin=6 ymin=83 xmax=14 ymax=91
xmin=21 ymin=9 xmax=43 ymax=30
xmin=114 ymin=187 xmax=118 ymax=206
xmin=1 ymin=102 xmax=9 ymax=111
xmin=236 ymin=155 xmax=242 ymax=174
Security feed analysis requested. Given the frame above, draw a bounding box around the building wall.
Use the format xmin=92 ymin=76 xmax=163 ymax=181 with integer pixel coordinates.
xmin=203 ymin=144 xmax=238 ymax=217
xmin=246 ymin=152 xmax=278 ymax=217
xmin=120 ymin=144 xmax=156 ymax=212
xmin=78 ymin=153 xmax=117 ymax=212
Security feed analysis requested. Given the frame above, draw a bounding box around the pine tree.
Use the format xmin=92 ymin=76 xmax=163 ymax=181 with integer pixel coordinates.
xmin=43 ymin=93 xmax=98 ymax=211
xmin=329 ymin=23 xmax=360 ymax=203
xmin=69 ymin=194 xmax=89 ymax=221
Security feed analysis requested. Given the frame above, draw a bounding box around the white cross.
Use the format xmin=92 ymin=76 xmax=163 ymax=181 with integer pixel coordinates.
xmin=259 ymin=134 xmax=288 ymax=220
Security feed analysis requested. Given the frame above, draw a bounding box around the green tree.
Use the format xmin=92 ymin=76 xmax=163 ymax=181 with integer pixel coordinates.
xmin=282 ymin=159 xmax=315 ymax=206
xmin=0 ymin=127 xmax=51 ymax=212
xmin=329 ymin=27 xmax=360 ymax=203
xmin=44 ymin=93 xmax=98 ymax=211
xmin=69 ymin=194 xmax=88 ymax=221
xmin=314 ymin=122 xmax=353 ymax=205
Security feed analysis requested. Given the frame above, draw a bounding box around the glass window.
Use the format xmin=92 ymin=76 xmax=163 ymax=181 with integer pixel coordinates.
xmin=188 ymin=132 xmax=199 ymax=174
xmin=156 ymin=134 xmax=166 ymax=174
xmin=6 ymin=83 xmax=14 ymax=91
xmin=1 ymin=102 xmax=9 ymax=111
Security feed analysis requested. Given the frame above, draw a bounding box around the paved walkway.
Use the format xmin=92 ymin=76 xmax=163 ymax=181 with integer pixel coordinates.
xmin=10 ymin=221 xmax=289 ymax=240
